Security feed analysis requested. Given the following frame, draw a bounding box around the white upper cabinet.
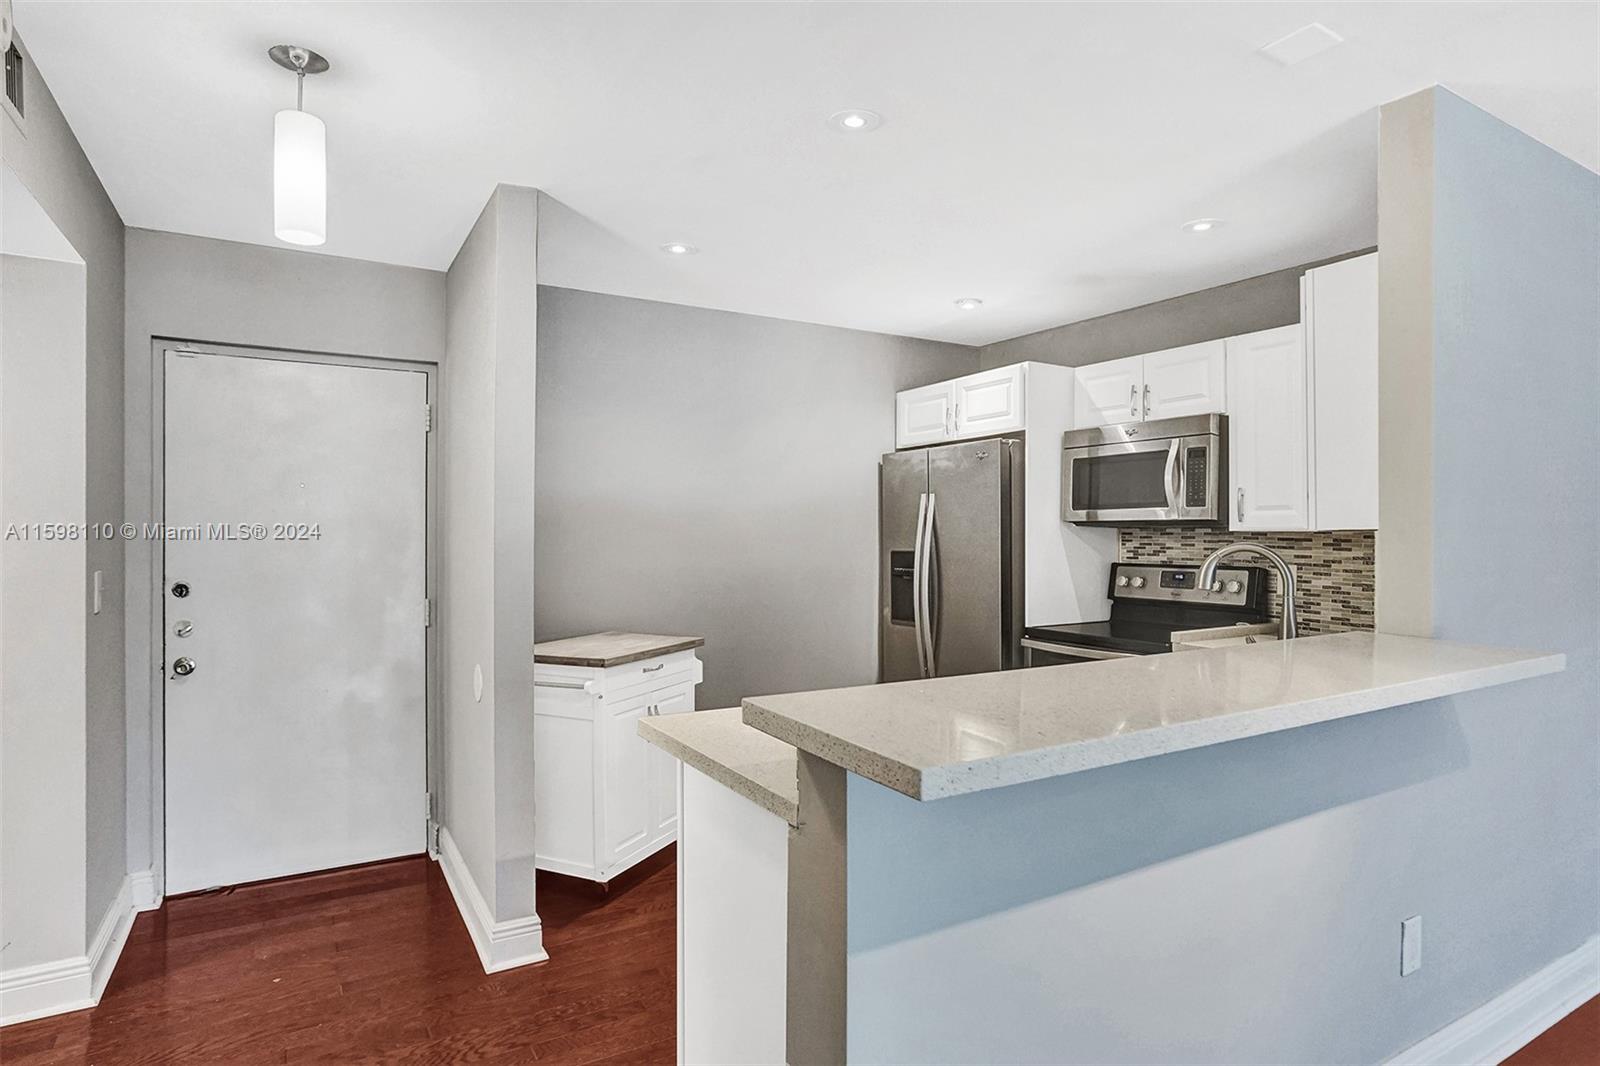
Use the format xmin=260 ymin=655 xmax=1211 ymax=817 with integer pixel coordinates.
xmin=895 ymin=381 xmax=954 ymax=448
xmin=1073 ymin=342 xmax=1226 ymax=426
xmin=1072 ymin=355 xmax=1144 ymax=427
xmin=1304 ymin=252 xmax=1379 ymax=530
xmin=895 ymin=362 xmax=1073 ymax=448
xmin=953 ymin=363 xmax=1026 ymax=438
xmin=1226 ymin=325 xmax=1310 ymax=531
xmin=1142 ymin=340 xmax=1227 ymax=421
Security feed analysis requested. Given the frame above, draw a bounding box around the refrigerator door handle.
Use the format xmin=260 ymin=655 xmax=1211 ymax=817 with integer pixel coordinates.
xmin=912 ymin=492 xmax=930 ymax=678
xmin=922 ymin=493 xmax=938 ymax=677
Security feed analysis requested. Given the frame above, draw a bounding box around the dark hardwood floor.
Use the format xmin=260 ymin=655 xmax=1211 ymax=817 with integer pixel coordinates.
xmin=0 ymin=850 xmax=677 ymax=1065
xmin=4 ymin=852 xmax=1594 ymax=1065
xmin=1506 ymin=995 xmax=1600 ymax=1066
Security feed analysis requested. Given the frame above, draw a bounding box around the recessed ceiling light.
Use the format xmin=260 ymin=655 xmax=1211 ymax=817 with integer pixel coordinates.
xmin=1258 ymin=22 xmax=1344 ymax=67
xmin=829 ymin=109 xmax=883 ymax=133
xmin=660 ymin=242 xmax=698 ymax=255
xmin=954 ymin=297 xmax=984 ymax=311
xmin=1180 ymin=218 xmax=1224 ymax=234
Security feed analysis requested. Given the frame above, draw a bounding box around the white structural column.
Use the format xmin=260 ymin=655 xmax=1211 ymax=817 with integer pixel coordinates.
xmin=437 ymin=183 xmax=546 ymax=972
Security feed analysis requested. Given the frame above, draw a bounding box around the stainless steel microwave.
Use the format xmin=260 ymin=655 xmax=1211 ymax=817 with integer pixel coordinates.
xmin=1061 ymin=413 xmax=1226 ymax=525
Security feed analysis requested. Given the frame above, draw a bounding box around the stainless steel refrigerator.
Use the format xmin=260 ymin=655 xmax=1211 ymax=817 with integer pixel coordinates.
xmin=880 ymin=438 xmax=1023 ymax=682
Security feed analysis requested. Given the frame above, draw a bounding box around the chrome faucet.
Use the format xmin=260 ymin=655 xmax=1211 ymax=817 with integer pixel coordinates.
xmin=1198 ymin=543 xmax=1298 ymax=641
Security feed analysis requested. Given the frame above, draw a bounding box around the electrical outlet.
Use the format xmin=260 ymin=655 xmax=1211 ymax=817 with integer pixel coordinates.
xmin=1401 ymin=915 xmax=1422 ymax=976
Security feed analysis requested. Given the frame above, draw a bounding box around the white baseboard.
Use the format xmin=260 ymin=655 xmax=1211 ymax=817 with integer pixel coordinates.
xmin=1389 ymin=936 xmax=1600 ymax=1065
xmin=1 ymin=875 xmax=136 ymax=1027
xmin=435 ymin=826 xmax=548 ymax=974
xmin=129 ymin=867 xmax=162 ymax=912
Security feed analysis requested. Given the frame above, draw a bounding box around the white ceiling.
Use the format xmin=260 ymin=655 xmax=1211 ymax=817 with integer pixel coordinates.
xmin=15 ymin=2 xmax=1598 ymax=345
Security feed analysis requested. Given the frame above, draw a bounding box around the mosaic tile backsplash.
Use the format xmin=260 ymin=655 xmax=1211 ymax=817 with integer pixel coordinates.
xmin=1118 ymin=528 xmax=1375 ymax=633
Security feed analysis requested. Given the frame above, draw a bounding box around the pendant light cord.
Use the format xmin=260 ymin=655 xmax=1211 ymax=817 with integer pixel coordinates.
xmin=290 ymin=46 xmax=308 ymax=111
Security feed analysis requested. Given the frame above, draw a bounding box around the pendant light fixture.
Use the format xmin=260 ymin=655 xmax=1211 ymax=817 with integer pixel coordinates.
xmin=268 ymin=44 xmax=329 ymax=247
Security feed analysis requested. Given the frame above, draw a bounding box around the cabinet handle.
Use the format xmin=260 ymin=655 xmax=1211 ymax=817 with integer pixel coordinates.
xmin=1128 ymin=385 xmax=1138 ymax=419
xmin=1143 ymin=383 xmax=1151 ymax=417
xmin=642 ymin=663 xmax=664 ymax=673
xmin=1237 ymin=487 xmax=1246 ymax=521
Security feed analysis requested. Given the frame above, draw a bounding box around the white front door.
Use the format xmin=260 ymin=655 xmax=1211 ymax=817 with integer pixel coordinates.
xmin=163 ymin=349 xmax=428 ymax=894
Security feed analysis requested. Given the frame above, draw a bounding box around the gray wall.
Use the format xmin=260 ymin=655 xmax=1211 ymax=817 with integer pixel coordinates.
xmin=440 ymin=185 xmax=540 ymax=925
xmin=0 ymin=253 xmax=88 ymax=973
xmin=1 ymin=32 xmax=127 ymax=953
xmin=979 ymin=251 xmax=1371 ymax=370
xmin=122 ymin=228 xmax=446 ymax=891
xmin=535 ymin=286 xmax=978 ymax=708
xmin=842 ymin=89 xmax=1599 ymax=1064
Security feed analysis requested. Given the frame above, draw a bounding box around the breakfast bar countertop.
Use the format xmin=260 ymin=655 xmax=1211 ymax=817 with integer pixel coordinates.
xmin=740 ymin=631 xmax=1565 ymax=802
xmin=638 ymin=707 xmax=799 ymax=824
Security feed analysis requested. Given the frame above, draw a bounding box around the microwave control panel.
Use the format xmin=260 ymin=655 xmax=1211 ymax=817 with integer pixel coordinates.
xmin=1183 ymin=446 xmax=1210 ymax=508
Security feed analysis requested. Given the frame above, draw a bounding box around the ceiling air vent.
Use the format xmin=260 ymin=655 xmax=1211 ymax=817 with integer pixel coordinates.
xmin=4 ymin=40 xmax=22 ymax=125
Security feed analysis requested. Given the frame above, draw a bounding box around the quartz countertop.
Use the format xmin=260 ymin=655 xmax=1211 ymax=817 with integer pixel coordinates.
xmin=741 ymin=632 xmax=1564 ymax=802
xmin=638 ymin=708 xmax=798 ymax=824
xmin=533 ymin=631 xmax=704 ymax=668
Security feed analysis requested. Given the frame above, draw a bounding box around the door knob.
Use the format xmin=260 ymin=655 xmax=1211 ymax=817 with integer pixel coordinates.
xmin=172 ymin=656 xmax=196 ymax=677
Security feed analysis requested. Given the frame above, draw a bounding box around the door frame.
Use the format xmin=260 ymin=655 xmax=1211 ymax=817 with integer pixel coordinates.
xmin=145 ymin=339 xmax=441 ymax=897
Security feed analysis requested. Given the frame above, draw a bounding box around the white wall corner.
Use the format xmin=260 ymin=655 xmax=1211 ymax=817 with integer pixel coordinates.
xmin=129 ymin=867 xmax=162 ymax=912
xmin=87 ymin=876 xmax=136 ymax=1003
xmin=1 ymin=875 xmax=136 ymax=1027
xmin=435 ymin=826 xmax=548 ymax=974
xmin=1387 ymin=936 xmax=1600 ymax=1065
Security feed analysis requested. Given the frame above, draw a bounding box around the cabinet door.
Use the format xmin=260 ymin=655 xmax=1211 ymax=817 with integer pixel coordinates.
xmin=1226 ymin=326 xmax=1309 ymax=531
xmin=1305 ymin=253 xmax=1379 ymax=530
xmin=952 ymin=364 xmax=1026 ymax=439
xmin=648 ymin=684 xmax=695 ymax=840
xmin=1143 ymin=340 xmax=1226 ymax=420
xmin=600 ymin=692 xmax=653 ymax=867
xmin=1073 ymin=356 xmax=1144 ymax=427
xmin=895 ymin=381 xmax=953 ymax=449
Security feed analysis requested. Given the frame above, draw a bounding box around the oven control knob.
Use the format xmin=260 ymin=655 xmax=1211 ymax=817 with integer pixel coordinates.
xmin=1225 ymin=579 xmax=1243 ymax=594
xmin=1115 ymin=575 xmax=1130 ymax=588
xmin=1210 ymin=581 xmax=1224 ymax=593
xmin=1129 ymin=576 xmax=1146 ymax=589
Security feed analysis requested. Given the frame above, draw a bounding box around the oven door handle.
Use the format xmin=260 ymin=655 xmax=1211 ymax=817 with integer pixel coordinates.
xmin=1020 ymin=637 xmax=1138 ymax=661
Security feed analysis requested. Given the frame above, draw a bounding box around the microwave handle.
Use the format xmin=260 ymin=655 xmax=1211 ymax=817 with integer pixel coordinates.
xmin=1165 ymin=440 xmax=1182 ymax=511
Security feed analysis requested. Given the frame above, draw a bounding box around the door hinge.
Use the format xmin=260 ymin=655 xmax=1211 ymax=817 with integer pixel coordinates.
xmin=422 ymin=598 xmax=433 ymax=627
xmin=423 ymin=402 xmax=433 ymax=432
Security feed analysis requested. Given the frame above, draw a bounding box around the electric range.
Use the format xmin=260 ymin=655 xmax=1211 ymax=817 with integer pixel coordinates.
xmin=1023 ymin=562 xmax=1272 ymax=664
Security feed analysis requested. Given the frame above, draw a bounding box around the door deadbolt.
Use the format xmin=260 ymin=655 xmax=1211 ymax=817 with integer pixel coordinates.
xmin=171 ymin=656 xmax=196 ymax=677
xmin=173 ymin=620 xmax=193 ymax=638
xmin=170 ymin=581 xmax=191 ymax=599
